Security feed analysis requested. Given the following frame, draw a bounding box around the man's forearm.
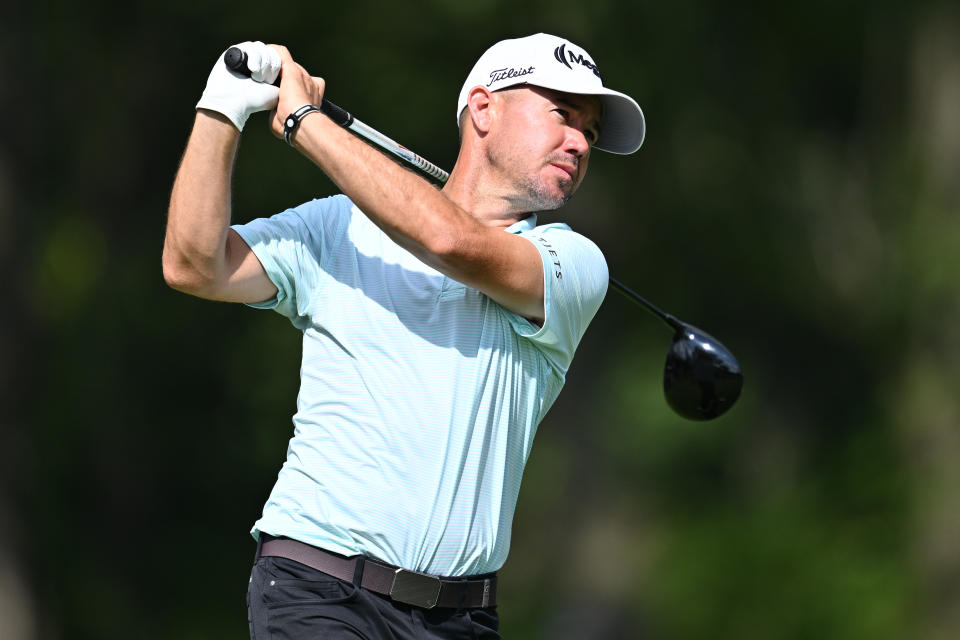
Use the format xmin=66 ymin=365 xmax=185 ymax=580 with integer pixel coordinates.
xmin=266 ymin=46 xmax=497 ymax=277
xmin=287 ymin=112 xmax=545 ymax=320
xmin=291 ymin=112 xmax=472 ymax=260
xmin=163 ymin=111 xmax=241 ymax=293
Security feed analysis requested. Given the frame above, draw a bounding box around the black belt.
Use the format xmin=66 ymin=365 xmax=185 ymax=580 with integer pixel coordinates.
xmin=259 ymin=535 xmax=497 ymax=610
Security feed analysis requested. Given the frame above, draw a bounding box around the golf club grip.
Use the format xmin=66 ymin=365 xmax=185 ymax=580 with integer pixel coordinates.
xmin=223 ymin=46 xmax=354 ymax=127
xmin=319 ymin=100 xmax=353 ymax=128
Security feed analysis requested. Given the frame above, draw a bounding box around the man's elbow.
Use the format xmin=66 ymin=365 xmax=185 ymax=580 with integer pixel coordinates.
xmin=425 ymin=225 xmax=476 ymax=268
xmin=161 ymin=245 xmax=213 ymax=296
xmin=161 ymin=254 xmax=197 ymax=294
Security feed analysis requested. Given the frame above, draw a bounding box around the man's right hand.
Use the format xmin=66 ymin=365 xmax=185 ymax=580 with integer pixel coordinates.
xmin=195 ymin=41 xmax=281 ymax=131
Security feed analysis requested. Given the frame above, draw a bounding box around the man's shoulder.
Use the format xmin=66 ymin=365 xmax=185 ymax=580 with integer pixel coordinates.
xmin=294 ymin=193 xmax=355 ymax=219
xmin=280 ymin=194 xmax=366 ymax=240
xmin=524 ymin=221 xmax=605 ymax=260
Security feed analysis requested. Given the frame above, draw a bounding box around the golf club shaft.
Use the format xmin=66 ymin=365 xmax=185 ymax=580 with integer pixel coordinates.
xmin=327 ymin=106 xmax=450 ymax=183
xmin=608 ymin=277 xmax=682 ymax=331
xmin=223 ymin=47 xmax=674 ymax=321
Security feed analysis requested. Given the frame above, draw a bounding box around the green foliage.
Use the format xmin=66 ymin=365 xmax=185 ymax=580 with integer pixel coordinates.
xmin=5 ymin=0 xmax=959 ymax=638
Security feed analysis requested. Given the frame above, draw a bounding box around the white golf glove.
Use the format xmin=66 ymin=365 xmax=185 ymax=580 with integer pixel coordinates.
xmin=196 ymin=41 xmax=282 ymax=131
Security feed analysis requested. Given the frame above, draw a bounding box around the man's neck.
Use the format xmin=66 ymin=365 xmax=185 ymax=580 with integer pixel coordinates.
xmin=440 ymin=165 xmax=536 ymax=229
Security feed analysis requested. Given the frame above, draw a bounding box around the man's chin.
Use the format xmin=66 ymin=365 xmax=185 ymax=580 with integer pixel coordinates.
xmin=542 ymin=186 xmax=576 ymax=210
xmin=535 ymin=192 xmax=569 ymax=211
xmin=518 ymin=177 xmax=576 ymax=211
xmin=554 ymin=182 xmax=578 ymax=207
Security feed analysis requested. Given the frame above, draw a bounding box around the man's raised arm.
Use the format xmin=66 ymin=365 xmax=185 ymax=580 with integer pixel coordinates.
xmin=266 ymin=46 xmax=550 ymax=323
xmin=162 ymin=42 xmax=282 ymax=304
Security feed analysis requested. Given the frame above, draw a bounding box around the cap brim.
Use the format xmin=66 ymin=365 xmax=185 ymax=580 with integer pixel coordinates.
xmin=513 ymin=80 xmax=646 ymax=154
xmin=593 ymin=91 xmax=646 ymax=154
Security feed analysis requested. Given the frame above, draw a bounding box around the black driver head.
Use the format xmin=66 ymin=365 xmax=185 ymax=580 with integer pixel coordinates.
xmin=663 ymin=324 xmax=743 ymax=420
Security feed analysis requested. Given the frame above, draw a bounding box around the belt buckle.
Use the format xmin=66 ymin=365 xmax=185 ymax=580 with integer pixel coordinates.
xmin=389 ymin=568 xmax=442 ymax=609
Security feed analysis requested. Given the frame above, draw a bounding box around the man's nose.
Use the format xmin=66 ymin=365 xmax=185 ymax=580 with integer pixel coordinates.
xmin=565 ymin=127 xmax=590 ymax=156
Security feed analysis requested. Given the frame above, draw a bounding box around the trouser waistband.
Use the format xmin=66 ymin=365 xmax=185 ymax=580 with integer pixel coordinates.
xmin=258 ymin=534 xmax=497 ymax=610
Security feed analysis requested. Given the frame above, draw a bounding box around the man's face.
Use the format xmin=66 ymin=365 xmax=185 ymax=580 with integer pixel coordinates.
xmin=487 ymin=86 xmax=602 ymax=212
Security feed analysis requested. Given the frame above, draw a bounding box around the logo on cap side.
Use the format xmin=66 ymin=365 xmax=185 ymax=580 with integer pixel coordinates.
xmin=553 ymin=44 xmax=601 ymax=79
xmin=487 ymin=66 xmax=535 ymax=87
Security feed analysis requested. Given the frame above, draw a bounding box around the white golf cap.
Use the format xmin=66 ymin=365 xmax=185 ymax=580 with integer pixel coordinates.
xmin=457 ymin=33 xmax=646 ymax=154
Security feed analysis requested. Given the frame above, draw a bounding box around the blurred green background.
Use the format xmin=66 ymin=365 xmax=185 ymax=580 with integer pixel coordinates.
xmin=3 ymin=0 xmax=959 ymax=638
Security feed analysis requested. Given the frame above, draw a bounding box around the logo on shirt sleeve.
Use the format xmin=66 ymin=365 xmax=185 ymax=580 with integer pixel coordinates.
xmin=535 ymin=235 xmax=562 ymax=280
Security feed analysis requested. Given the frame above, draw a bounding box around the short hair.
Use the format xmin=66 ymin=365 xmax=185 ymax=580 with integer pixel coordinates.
xmin=457 ymin=107 xmax=469 ymax=144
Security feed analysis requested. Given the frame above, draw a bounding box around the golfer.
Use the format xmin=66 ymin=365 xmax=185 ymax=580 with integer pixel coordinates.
xmin=163 ymin=33 xmax=645 ymax=639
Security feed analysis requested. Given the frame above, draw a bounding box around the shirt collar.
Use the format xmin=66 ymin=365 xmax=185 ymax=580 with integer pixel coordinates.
xmin=505 ymin=214 xmax=538 ymax=234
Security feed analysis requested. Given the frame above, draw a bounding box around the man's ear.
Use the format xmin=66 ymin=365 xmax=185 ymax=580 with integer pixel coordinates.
xmin=467 ymin=86 xmax=496 ymax=133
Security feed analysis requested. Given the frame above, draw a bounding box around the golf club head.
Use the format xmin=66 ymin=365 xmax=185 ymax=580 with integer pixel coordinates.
xmin=663 ymin=323 xmax=743 ymax=420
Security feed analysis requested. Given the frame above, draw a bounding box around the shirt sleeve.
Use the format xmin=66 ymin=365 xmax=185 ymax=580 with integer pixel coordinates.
xmin=230 ymin=195 xmax=350 ymax=320
xmin=508 ymin=223 xmax=609 ymax=371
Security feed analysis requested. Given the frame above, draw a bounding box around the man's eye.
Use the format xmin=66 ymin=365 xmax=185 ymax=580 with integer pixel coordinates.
xmin=554 ymin=109 xmax=570 ymax=119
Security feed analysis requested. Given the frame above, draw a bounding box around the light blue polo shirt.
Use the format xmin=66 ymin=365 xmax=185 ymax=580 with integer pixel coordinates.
xmin=232 ymin=194 xmax=607 ymax=577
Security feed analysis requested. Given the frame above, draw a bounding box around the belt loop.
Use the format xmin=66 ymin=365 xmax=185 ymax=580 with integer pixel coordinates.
xmin=457 ymin=578 xmax=468 ymax=610
xmin=254 ymin=534 xmax=264 ymax=561
xmin=352 ymin=556 xmax=366 ymax=587
xmin=481 ymin=578 xmax=491 ymax=608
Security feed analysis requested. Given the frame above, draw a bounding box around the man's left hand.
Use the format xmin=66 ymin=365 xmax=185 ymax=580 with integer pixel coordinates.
xmin=268 ymin=46 xmax=326 ymax=141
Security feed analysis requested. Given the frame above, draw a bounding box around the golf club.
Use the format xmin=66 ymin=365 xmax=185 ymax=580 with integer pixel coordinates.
xmin=223 ymin=46 xmax=744 ymax=420
xmin=607 ymin=278 xmax=742 ymax=420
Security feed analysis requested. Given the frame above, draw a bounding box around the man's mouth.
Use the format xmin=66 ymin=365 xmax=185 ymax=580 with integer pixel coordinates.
xmin=548 ymin=161 xmax=578 ymax=182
